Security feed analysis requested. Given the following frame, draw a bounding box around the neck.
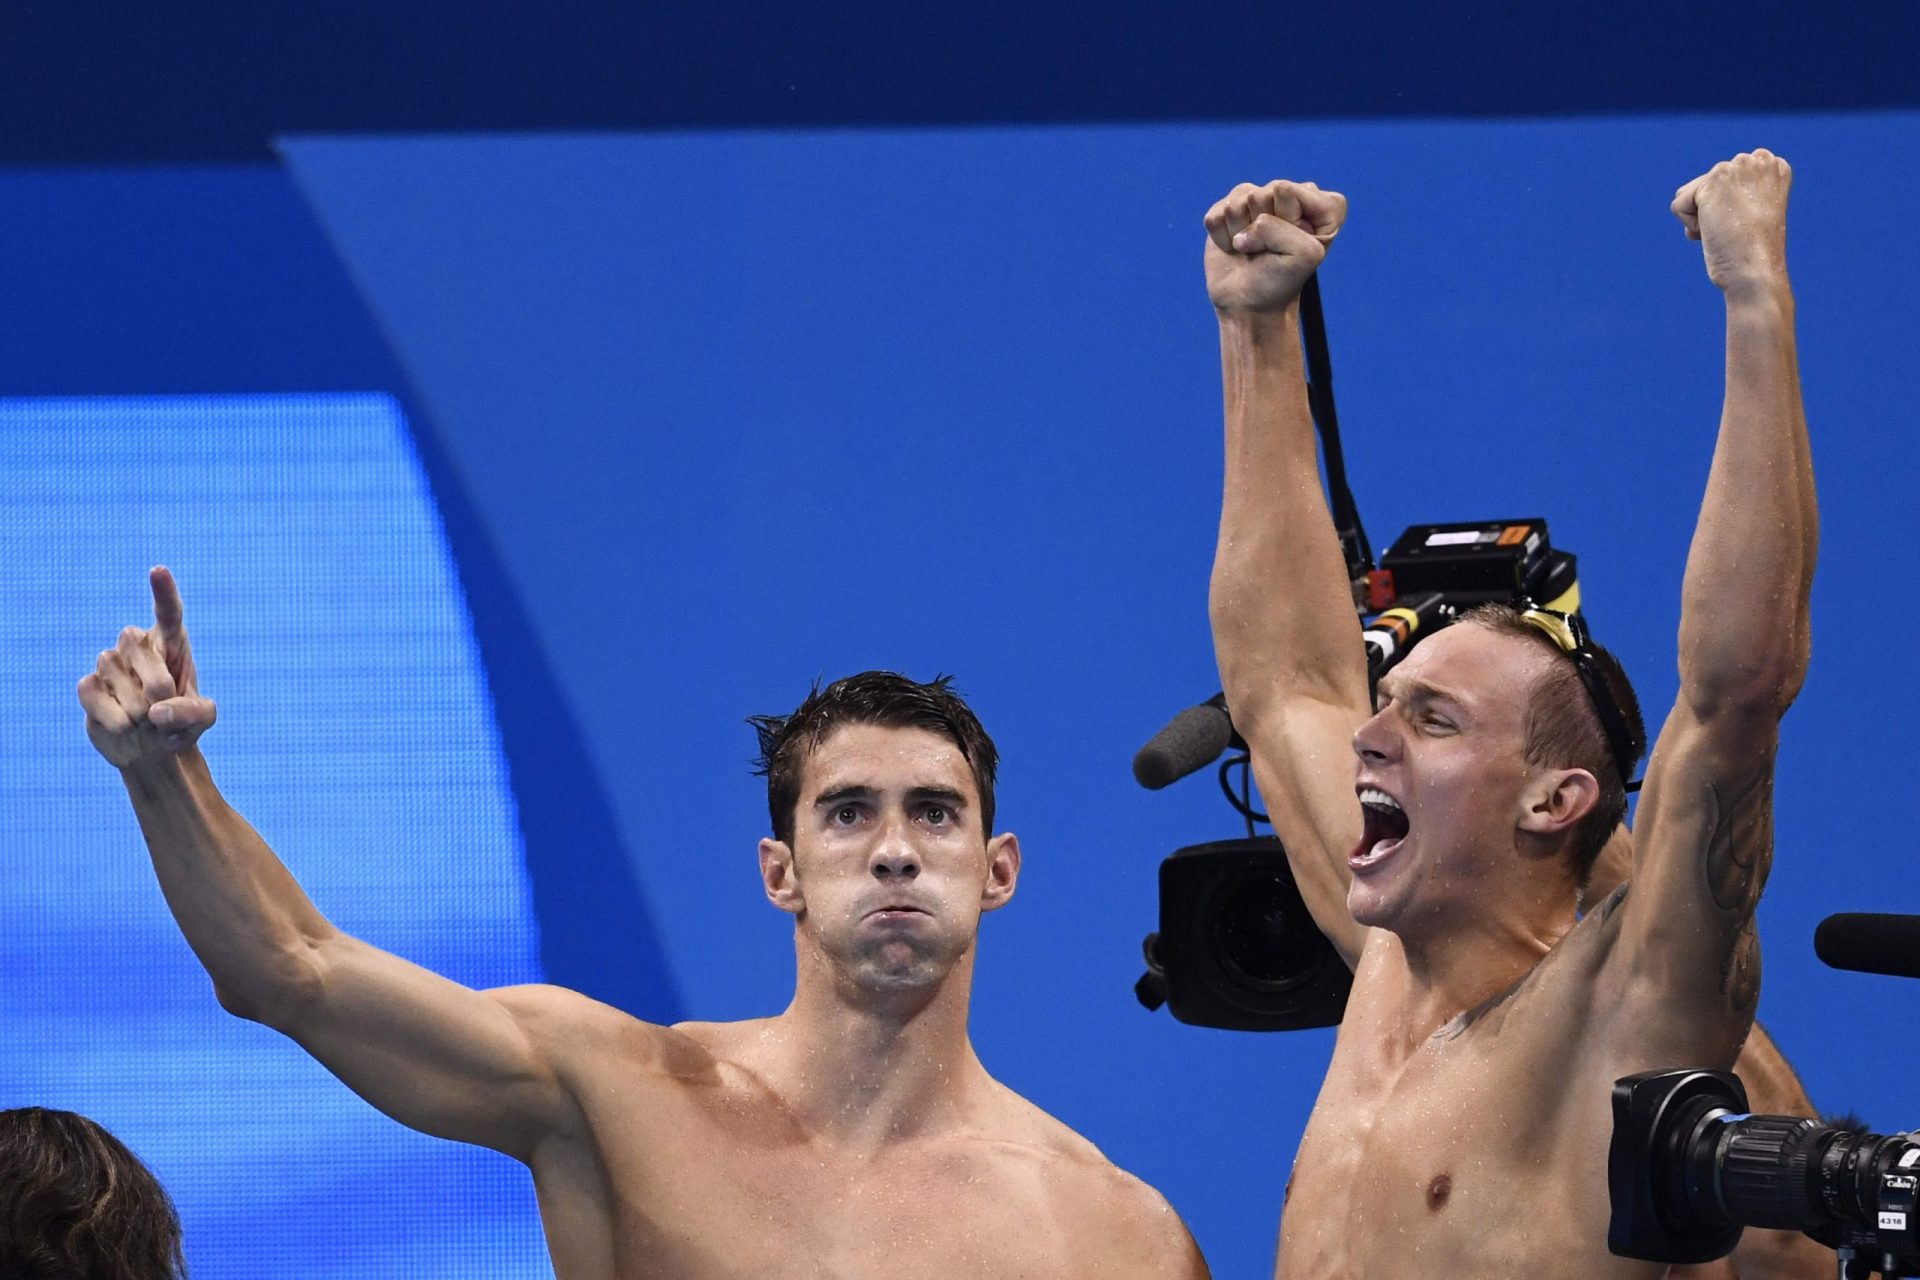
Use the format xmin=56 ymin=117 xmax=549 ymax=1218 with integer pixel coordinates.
xmin=767 ymin=938 xmax=989 ymax=1148
xmin=1393 ymin=887 xmax=1577 ymax=1040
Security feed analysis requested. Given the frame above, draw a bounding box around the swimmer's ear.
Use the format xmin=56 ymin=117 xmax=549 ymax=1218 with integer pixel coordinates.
xmin=980 ymin=832 xmax=1020 ymax=913
xmin=760 ymin=838 xmax=804 ymax=916
xmin=1517 ymin=768 xmax=1601 ymax=839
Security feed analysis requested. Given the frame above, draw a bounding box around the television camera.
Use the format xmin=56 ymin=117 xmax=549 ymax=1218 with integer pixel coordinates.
xmin=1608 ymin=912 xmax=1920 ymax=1279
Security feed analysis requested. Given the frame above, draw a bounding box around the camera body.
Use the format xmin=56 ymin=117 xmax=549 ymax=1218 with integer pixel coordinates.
xmin=1139 ymin=838 xmax=1351 ymax=1032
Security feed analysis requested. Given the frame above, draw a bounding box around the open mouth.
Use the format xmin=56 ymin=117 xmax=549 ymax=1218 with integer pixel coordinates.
xmin=1350 ymin=786 xmax=1410 ymax=871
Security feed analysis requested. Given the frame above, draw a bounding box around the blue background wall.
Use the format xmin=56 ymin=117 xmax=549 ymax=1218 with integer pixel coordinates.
xmin=0 ymin=392 xmax=550 ymax=1274
xmin=4 ymin=11 xmax=1920 ymax=1277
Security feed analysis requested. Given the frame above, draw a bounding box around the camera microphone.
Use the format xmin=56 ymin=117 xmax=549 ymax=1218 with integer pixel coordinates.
xmin=1134 ymin=594 xmax=1455 ymax=794
xmin=1133 ymin=694 xmax=1236 ymax=790
xmin=1814 ymin=913 xmax=1920 ymax=981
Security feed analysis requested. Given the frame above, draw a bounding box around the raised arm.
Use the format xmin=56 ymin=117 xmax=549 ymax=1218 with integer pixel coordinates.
xmin=1204 ymin=181 xmax=1373 ymax=965
xmin=77 ymin=568 xmax=587 ymax=1163
xmin=1587 ymin=825 xmax=1837 ymax=1279
xmin=1607 ymin=151 xmax=1816 ymax=1060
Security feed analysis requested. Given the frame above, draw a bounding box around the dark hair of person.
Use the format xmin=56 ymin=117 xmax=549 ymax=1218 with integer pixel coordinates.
xmin=1458 ymin=603 xmax=1646 ymax=887
xmin=0 ymin=1107 xmax=188 ymax=1280
xmin=749 ymin=672 xmax=999 ymax=847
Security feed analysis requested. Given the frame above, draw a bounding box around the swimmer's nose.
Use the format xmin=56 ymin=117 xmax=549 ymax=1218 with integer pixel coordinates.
xmin=869 ymin=815 xmax=921 ymax=880
xmin=1353 ymin=703 xmax=1400 ymax=766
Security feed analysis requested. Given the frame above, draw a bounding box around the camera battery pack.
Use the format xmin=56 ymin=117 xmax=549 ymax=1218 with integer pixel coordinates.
xmin=1379 ymin=518 xmax=1555 ymax=603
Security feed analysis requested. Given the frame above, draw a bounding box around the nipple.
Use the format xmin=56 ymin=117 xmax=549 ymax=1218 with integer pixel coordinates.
xmin=1425 ymin=1172 xmax=1452 ymax=1213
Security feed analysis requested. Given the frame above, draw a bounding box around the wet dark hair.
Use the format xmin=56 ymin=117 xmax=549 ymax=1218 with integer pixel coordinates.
xmin=749 ymin=672 xmax=999 ymax=847
xmin=1458 ymin=603 xmax=1646 ymax=887
xmin=0 ymin=1107 xmax=188 ymax=1280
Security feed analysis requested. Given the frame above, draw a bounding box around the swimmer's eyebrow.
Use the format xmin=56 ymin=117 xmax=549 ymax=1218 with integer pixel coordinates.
xmin=813 ymin=785 xmax=878 ymax=811
xmin=905 ymin=786 xmax=968 ymax=811
xmin=1378 ymin=674 xmax=1468 ymax=710
xmin=813 ymin=785 xmax=969 ymax=811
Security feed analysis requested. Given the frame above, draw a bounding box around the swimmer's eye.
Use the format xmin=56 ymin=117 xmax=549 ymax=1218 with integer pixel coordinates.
xmin=830 ymin=804 xmax=865 ymax=827
xmin=919 ymin=804 xmax=951 ymax=827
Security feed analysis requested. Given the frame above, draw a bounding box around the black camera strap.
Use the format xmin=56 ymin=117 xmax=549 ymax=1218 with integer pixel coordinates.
xmin=1299 ymin=274 xmax=1374 ymax=581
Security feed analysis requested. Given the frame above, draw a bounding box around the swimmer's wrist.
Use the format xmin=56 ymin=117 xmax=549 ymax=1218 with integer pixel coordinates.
xmin=120 ymin=745 xmax=212 ymax=798
xmin=1216 ymin=305 xmax=1301 ymax=346
xmin=1720 ymin=273 xmax=1794 ymax=315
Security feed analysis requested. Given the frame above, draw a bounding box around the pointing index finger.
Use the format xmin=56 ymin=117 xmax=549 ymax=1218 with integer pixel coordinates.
xmin=150 ymin=566 xmax=185 ymax=642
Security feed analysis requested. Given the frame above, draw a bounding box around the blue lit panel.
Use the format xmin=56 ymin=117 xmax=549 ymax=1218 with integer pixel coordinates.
xmin=0 ymin=394 xmax=552 ymax=1278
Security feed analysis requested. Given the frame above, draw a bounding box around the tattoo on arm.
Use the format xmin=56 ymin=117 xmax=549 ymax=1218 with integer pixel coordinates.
xmin=1699 ymin=763 xmax=1774 ymax=1012
xmin=1703 ymin=765 xmax=1776 ymax=915
xmin=1723 ymin=917 xmax=1762 ymax=1013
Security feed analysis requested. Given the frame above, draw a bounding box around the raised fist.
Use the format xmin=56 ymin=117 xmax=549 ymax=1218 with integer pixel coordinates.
xmin=1204 ymin=180 xmax=1347 ymax=313
xmin=77 ymin=567 xmax=217 ymax=769
xmin=1671 ymin=150 xmax=1792 ymax=293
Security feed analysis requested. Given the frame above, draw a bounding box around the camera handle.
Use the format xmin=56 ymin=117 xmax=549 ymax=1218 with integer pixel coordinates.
xmin=1299 ymin=275 xmax=1373 ymax=585
xmin=1836 ymin=1246 xmax=1872 ymax=1279
xmin=1839 ymin=1244 xmax=1920 ymax=1278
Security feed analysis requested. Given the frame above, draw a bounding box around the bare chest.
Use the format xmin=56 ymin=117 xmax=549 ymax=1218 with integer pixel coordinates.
xmin=544 ymin=1086 xmax=1079 ymax=1280
xmin=1278 ymin=1029 xmax=1638 ymax=1280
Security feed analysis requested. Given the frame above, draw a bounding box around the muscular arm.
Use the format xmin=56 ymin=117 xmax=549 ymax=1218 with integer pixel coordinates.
xmin=1590 ymin=838 xmax=1834 ymax=1278
xmin=1203 ymin=180 xmax=1373 ymax=966
xmin=1608 ymin=151 xmax=1815 ymax=1061
xmin=80 ymin=569 xmax=584 ymax=1163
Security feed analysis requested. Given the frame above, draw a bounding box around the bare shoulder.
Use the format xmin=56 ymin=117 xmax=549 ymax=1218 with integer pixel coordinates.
xmin=485 ymin=984 xmax=724 ymax=1080
xmin=973 ymin=1089 xmax=1210 ymax=1277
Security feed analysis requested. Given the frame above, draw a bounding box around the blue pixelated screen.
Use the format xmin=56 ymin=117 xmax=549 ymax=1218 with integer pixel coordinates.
xmin=0 ymin=393 xmax=552 ymax=1277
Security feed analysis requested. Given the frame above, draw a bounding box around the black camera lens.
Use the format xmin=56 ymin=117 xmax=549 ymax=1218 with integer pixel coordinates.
xmin=1212 ymin=872 xmax=1321 ymax=988
xmin=1612 ymin=1069 xmax=1920 ymax=1271
xmin=1148 ymin=836 xmax=1352 ymax=1031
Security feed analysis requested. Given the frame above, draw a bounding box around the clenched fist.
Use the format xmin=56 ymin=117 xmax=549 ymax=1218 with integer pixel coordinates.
xmin=1204 ymin=180 xmax=1347 ymax=313
xmin=1671 ymin=150 xmax=1792 ymax=294
xmin=78 ymin=567 xmax=217 ymax=769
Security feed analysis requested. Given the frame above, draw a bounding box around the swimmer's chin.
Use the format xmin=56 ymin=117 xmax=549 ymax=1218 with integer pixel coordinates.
xmin=842 ymin=939 xmax=955 ymax=993
xmin=1346 ymin=878 xmax=1406 ymax=933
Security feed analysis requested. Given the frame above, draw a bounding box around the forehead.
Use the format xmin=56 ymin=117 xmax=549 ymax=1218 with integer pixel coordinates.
xmin=800 ymin=722 xmax=977 ymax=798
xmin=1383 ymin=622 xmax=1553 ymax=723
